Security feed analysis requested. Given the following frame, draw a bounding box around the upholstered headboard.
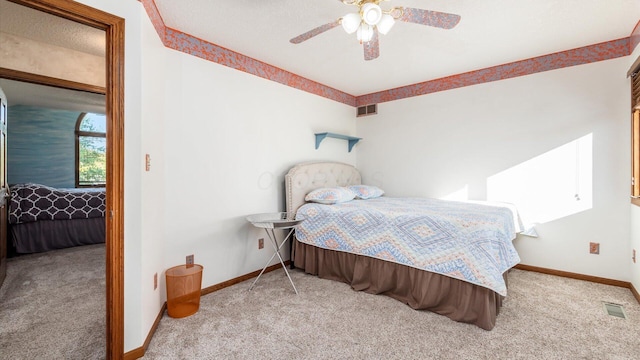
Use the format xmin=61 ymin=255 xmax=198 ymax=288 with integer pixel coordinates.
xmin=285 ymin=161 xmax=361 ymax=214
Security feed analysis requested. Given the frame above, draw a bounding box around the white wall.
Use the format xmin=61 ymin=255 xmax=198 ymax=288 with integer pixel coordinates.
xmin=357 ymin=58 xmax=631 ymax=281
xmin=79 ymin=0 xmax=356 ymax=352
xmin=160 ymin=49 xmax=356 ymax=289
xmin=139 ymin=7 xmax=167 ymax=350
xmin=74 ymin=0 xmax=145 ymax=352
xmin=630 ymin=41 xmax=640 ymax=292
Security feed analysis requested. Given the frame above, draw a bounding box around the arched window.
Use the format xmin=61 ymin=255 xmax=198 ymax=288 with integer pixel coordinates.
xmin=75 ymin=112 xmax=106 ymax=187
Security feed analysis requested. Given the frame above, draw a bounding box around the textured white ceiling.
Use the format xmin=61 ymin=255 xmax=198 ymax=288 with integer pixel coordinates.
xmin=0 ymin=0 xmax=105 ymax=57
xmin=0 ymin=0 xmax=105 ymax=113
xmin=1 ymin=0 xmax=638 ymax=105
xmin=155 ymin=0 xmax=640 ymax=95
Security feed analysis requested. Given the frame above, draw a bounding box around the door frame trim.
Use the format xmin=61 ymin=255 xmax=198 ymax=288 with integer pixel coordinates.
xmin=5 ymin=0 xmax=126 ymax=358
xmin=0 ymin=67 xmax=106 ymax=95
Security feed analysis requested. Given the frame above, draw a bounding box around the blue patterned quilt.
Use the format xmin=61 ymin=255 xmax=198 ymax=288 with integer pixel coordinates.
xmin=295 ymin=197 xmax=521 ymax=295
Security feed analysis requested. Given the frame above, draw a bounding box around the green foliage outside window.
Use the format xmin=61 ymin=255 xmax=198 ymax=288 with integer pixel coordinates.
xmin=79 ymin=136 xmax=106 ymax=185
xmin=77 ymin=113 xmax=106 ymax=186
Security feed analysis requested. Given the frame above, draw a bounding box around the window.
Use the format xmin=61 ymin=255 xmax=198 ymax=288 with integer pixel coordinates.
xmin=630 ymin=55 xmax=640 ymax=205
xmin=75 ymin=112 xmax=106 ymax=187
xmin=633 ymin=106 xmax=639 ymax=204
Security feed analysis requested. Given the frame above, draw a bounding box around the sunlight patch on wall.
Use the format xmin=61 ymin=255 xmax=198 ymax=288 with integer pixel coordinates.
xmin=441 ymin=184 xmax=469 ymax=201
xmin=487 ymin=134 xmax=593 ymax=225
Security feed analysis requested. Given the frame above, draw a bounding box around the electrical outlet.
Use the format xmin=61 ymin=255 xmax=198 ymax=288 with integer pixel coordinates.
xmin=589 ymin=242 xmax=600 ymax=255
xmin=258 ymin=238 xmax=264 ymax=249
xmin=145 ymin=154 xmax=151 ymax=171
xmin=153 ymin=272 xmax=158 ymax=290
xmin=633 ymin=249 xmax=636 ymax=263
xmin=186 ymin=254 xmax=194 ymax=266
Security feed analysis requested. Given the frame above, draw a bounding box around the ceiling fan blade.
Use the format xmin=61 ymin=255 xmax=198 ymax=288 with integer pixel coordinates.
xmin=399 ymin=8 xmax=461 ymax=29
xmin=363 ymin=30 xmax=379 ymax=61
xmin=290 ymin=20 xmax=341 ymax=44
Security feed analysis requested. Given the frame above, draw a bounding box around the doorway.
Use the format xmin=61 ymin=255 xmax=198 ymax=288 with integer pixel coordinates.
xmin=1 ymin=0 xmax=125 ymax=358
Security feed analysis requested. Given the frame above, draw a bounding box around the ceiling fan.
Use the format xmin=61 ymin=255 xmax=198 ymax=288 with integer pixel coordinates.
xmin=290 ymin=0 xmax=461 ymax=61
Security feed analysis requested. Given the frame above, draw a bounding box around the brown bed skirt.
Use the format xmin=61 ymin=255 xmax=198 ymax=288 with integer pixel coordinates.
xmin=293 ymin=240 xmax=506 ymax=330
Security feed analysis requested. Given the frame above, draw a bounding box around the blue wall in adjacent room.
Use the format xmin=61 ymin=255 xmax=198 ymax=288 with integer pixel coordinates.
xmin=8 ymin=105 xmax=80 ymax=188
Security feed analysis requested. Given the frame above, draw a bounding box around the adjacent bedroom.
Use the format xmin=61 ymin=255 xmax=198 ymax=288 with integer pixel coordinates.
xmin=0 ymin=80 xmax=108 ymax=358
xmin=0 ymin=2 xmax=108 ymax=357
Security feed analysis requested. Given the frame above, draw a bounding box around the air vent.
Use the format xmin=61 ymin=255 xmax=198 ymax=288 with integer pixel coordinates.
xmin=357 ymin=104 xmax=377 ymax=117
xmin=602 ymin=302 xmax=627 ymax=319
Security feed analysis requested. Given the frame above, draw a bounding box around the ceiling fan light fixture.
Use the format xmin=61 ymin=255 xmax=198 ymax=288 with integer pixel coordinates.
xmin=357 ymin=23 xmax=374 ymax=43
xmin=376 ymin=14 xmax=395 ymax=34
xmin=290 ymin=1 xmax=461 ymax=61
xmin=361 ymin=3 xmax=382 ymax=26
xmin=341 ymin=13 xmax=361 ymax=34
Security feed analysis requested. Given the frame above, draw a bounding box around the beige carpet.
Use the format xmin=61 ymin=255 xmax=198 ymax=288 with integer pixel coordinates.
xmin=144 ymin=267 xmax=640 ymax=360
xmin=1 ymin=245 xmax=638 ymax=359
xmin=0 ymin=244 xmax=105 ymax=360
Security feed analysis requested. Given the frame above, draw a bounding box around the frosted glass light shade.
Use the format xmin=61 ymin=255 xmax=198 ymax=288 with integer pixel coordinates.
xmin=361 ymin=3 xmax=382 ymax=25
xmin=341 ymin=13 xmax=361 ymax=34
xmin=357 ymin=23 xmax=374 ymax=43
xmin=377 ymin=14 xmax=395 ymax=35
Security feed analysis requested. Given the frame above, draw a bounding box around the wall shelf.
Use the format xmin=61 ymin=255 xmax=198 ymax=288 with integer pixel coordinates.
xmin=314 ymin=132 xmax=362 ymax=153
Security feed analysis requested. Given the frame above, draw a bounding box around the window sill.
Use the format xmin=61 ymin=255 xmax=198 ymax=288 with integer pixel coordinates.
xmin=77 ymin=184 xmax=106 ymax=188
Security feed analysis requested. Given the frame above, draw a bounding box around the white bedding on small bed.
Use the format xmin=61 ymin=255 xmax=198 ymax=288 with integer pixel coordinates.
xmin=295 ymin=197 xmax=521 ymax=295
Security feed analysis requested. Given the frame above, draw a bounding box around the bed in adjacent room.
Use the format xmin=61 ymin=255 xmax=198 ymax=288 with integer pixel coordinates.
xmin=8 ymin=183 xmax=106 ymax=254
xmin=285 ymin=161 xmax=521 ymax=330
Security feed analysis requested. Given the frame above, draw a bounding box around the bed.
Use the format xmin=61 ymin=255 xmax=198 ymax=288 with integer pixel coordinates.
xmin=285 ymin=161 xmax=521 ymax=330
xmin=8 ymin=183 xmax=106 ymax=255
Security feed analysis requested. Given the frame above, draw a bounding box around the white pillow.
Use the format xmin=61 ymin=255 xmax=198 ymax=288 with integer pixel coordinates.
xmin=349 ymin=185 xmax=384 ymax=199
xmin=305 ymin=187 xmax=356 ymax=204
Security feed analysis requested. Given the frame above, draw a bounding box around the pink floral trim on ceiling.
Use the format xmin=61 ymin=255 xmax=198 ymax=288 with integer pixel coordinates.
xmin=141 ymin=0 xmax=166 ymax=43
xmin=141 ymin=1 xmax=633 ymax=108
xmin=631 ymin=20 xmax=640 ymax=54
xmin=356 ymin=38 xmax=630 ymax=106
xmin=163 ymin=28 xmax=356 ymax=106
xmin=140 ymin=0 xmax=355 ymax=106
